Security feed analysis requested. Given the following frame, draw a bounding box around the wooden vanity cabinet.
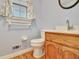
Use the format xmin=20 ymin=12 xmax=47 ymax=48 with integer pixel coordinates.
xmin=62 ymin=46 xmax=79 ymax=59
xmin=45 ymin=41 xmax=62 ymax=59
xmin=45 ymin=32 xmax=79 ymax=59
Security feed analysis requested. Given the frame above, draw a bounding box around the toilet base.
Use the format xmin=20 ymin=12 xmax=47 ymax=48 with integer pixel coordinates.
xmin=33 ymin=48 xmax=45 ymax=58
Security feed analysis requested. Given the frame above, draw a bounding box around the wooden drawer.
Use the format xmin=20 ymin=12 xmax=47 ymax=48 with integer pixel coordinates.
xmin=45 ymin=32 xmax=63 ymax=41
xmin=45 ymin=32 xmax=79 ymax=42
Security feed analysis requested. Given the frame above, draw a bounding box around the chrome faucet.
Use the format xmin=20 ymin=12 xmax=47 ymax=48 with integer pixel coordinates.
xmin=66 ymin=19 xmax=73 ymax=30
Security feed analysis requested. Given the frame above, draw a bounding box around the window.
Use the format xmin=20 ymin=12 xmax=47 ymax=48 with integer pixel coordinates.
xmin=5 ymin=0 xmax=34 ymax=29
xmin=12 ymin=3 xmax=27 ymax=18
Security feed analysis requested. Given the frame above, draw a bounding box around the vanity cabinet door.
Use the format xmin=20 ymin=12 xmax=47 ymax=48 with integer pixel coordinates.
xmin=45 ymin=41 xmax=62 ymax=59
xmin=62 ymin=46 xmax=79 ymax=59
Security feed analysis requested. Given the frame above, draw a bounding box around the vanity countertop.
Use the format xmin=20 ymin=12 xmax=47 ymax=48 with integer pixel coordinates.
xmin=42 ymin=25 xmax=79 ymax=35
xmin=42 ymin=29 xmax=79 ymax=35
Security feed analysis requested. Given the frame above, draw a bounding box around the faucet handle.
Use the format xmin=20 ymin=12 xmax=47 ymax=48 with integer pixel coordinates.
xmin=66 ymin=19 xmax=69 ymax=24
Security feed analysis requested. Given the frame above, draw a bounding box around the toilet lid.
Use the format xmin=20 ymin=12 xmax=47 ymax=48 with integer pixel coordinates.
xmin=31 ymin=39 xmax=45 ymax=43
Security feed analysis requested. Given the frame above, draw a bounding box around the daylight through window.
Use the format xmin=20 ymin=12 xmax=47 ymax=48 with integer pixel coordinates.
xmin=12 ymin=3 xmax=27 ymax=18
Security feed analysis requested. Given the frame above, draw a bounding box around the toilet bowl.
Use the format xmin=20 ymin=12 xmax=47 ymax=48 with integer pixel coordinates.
xmin=31 ymin=39 xmax=45 ymax=58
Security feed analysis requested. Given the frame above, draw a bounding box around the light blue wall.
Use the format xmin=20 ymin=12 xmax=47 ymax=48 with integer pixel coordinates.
xmin=37 ymin=0 xmax=79 ymax=29
xmin=0 ymin=0 xmax=41 ymax=56
xmin=0 ymin=18 xmax=41 ymax=56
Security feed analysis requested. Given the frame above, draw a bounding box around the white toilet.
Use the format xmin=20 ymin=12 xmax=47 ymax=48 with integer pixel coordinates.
xmin=31 ymin=38 xmax=45 ymax=58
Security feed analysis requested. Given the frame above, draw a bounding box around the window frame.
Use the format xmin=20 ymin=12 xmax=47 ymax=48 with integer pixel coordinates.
xmin=5 ymin=0 xmax=35 ymax=27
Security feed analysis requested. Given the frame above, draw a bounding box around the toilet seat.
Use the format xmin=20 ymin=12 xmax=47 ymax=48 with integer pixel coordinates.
xmin=31 ymin=39 xmax=44 ymax=43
